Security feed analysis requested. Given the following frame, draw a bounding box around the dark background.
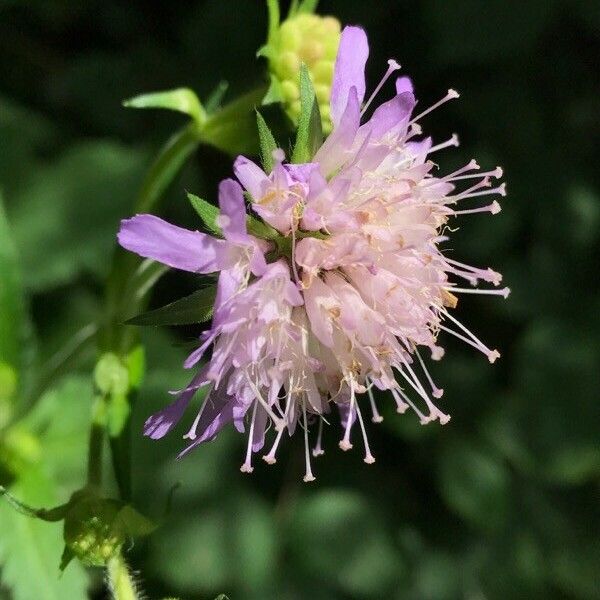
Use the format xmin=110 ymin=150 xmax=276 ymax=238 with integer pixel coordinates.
xmin=1 ymin=1 xmax=599 ymax=598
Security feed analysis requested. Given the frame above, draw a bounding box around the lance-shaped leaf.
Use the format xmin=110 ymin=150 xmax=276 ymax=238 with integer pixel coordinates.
xmin=256 ymin=110 xmax=278 ymax=173
xmin=126 ymin=286 xmax=217 ymax=327
xmin=123 ymin=88 xmax=206 ymax=127
xmin=187 ymin=193 xmax=223 ymax=237
xmin=291 ymin=64 xmax=323 ymax=163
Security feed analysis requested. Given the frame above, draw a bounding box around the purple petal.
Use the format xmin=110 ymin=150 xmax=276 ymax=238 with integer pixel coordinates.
xmin=365 ymin=91 xmax=415 ymax=138
xmin=251 ymin=405 xmax=269 ymax=452
xmin=143 ymin=370 xmax=207 ymax=439
xmin=331 ymin=26 xmax=369 ymax=127
xmin=233 ymin=156 xmax=269 ymax=200
xmin=118 ymin=214 xmax=232 ymax=273
xmin=218 ymin=178 xmax=247 ymax=240
xmin=284 ymin=163 xmax=319 ymax=183
xmin=314 ymin=87 xmax=361 ymax=177
xmin=396 ymin=76 xmax=414 ymax=95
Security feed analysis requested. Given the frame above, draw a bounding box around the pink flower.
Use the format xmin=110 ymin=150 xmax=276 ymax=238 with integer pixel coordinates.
xmin=118 ymin=26 xmax=508 ymax=482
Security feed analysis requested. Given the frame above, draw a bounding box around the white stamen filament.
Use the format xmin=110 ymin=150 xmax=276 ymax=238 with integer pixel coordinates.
xmin=312 ymin=417 xmax=325 ymax=457
xmin=439 ymin=322 xmax=500 ymax=363
xmin=450 ymin=166 xmax=503 ymax=181
xmin=410 ymin=89 xmax=460 ymax=125
xmin=453 ymin=183 xmax=506 ymax=201
xmin=244 ymin=372 xmax=284 ymax=430
xmin=302 ymin=399 xmax=316 ymax=482
xmin=339 ymin=380 xmax=356 ymax=450
xmin=240 ymin=401 xmax=258 ymax=473
xmin=263 ymin=387 xmax=293 ymax=464
xmin=428 ymin=134 xmax=459 ymax=154
xmin=361 ymin=59 xmax=401 ymax=117
xmin=414 ymin=346 xmax=444 ymax=399
xmin=451 ymin=201 xmax=501 ymax=216
xmin=367 ymin=385 xmax=383 ymax=423
xmin=354 ymin=401 xmax=375 ymax=464
xmin=445 ymin=286 xmax=510 ymax=298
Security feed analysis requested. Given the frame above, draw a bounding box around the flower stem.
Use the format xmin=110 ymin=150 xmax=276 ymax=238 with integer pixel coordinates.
xmin=87 ymin=398 xmax=106 ymax=488
xmin=107 ymin=554 xmax=140 ymax=600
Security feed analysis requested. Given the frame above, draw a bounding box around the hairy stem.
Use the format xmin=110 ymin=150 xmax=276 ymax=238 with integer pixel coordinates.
xmin=107 ymin=554 xmax=140 ymax=600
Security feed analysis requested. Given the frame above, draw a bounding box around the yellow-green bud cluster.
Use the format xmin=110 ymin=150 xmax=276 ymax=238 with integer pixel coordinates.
xmin=270 ymin=14 xmax=341 ymax=133
xmin=64 ymin=497 xmax=125 ymax=567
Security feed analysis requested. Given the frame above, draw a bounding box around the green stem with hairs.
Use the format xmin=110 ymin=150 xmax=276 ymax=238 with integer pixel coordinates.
xmin=107 ymin=554 xmax=140 ymax=600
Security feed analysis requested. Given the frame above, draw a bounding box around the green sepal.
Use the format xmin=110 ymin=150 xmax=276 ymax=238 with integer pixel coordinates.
xmin=256 ymin=110 xmax=278 ymax=173
xmin=296 ymin=0 xmax=319 ymax=14
xmin=0 ymin=485 xmax=70 ymax=522
xmin=262 ymin=74 xmax=284 ymax=104
xmin=247 ymin=214 xmax=280 ymax=241
xmin=126 ymin=286 xmax=217 ymax=327
xmin=123 ymin=88 xmax=206 ymax=127
xmin=291 ymin=63 xmax=323 ymax=163
xmin=187 ymin=193 xmax=223 ymax=237
xmin=204 ymin=81 xmax=229 ymax=115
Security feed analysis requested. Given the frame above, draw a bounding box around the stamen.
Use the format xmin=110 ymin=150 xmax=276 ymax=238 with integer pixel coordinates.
xmin=355 ymin=401 xmax=375 ymax=464
xmin=450 ymin=166 xmax=503 ymax=181
xmin=414 ymin=346 xmax=444 ymax=399
xmin=397 ymin=360 xmax=450 ymax=424
xmin=451 ymin=201 xmax=501 ymax=216
xmin=245 ymin=372 xmax=284 ymax=430
xmin=263 ymin=387 xmax=292 ymax=464
xmin=453 ymin=183 xmax=506 ymax=201
xmin=428 ymin=134 xmax=459 ymax=154
xmin=302 ymin=399 xmax=316 ymax=482
xmin=367 ymin=385 xmax=383 ymax=423
xmin=339 ymin=380 xmax=356 ymax=451
xmin=182 ymin=384 xmax=214 ymax=440
xmin=439 ymin=322 xmax=500 ymax=363
xmin=312 ymin=417 xmax=325 ymax=457
xmin=240 ymin=401 xmax=258 ymax=474
xmin=445 ymin=286 xmax=510 ymax=298
xmin=391 ymin=386 xmax=429 ymax=423
xmin=361 ymin=59 xmax=401 ymax=116
xmin=410 ymin=89 xmax=460 ymax=124
xmin=390 ymin=387 xmax=410 ymax=414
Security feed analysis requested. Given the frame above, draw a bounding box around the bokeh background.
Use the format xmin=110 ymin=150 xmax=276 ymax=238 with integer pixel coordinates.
xmin=1 ymin=1 xmax=599 ymax=599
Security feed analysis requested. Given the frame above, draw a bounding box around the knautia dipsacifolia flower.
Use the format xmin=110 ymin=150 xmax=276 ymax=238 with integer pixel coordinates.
xmin=118 ymin=26 xmax=508 ymax=481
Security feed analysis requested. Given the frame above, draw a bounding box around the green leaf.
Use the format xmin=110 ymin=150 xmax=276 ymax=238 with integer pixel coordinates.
xmin=200 ymin=87 xmax=265 ymax=156
xmin=123 ymin=88 xmax=206 ymax=127
xmin=187 ymin=193 xmax=222 ymax=237
xmin=8 ymin=141 xmax=148 ymax=291
xmin=126 ymin=286 xmax=217 ymax=327
xmin=256 ymin=110 xmax=278 ymax=173
xmin=0 ymin=469 xmax=88 ymax=600
xmin=0 ymin=193 xmax=29 ymax=406
xmin=291 ymin=64 xmax=323 ymax=163
xmin=438 ymin=438 xmax=510 ymax=533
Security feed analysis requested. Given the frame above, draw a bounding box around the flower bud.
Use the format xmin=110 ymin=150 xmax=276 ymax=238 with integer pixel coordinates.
xmin=268 ymin=13 xmax=341 ymax=133
xmin=64 ymin=496 xmax=125 ymax=567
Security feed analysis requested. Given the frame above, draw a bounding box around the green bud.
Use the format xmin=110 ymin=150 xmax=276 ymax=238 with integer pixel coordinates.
xmin=94 ymin=353 xmax=129 ymax=397
xmin=267 ymin=13 xmax=341 ymax=133
xmin=64 ymin=496 xmax=125 ymax=567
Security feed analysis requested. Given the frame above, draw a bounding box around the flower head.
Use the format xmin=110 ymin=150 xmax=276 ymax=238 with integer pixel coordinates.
xmin=119 ymin=26 xmax=508 ymax=481
xmin=262 ymin=7 xmax=341 ymax=132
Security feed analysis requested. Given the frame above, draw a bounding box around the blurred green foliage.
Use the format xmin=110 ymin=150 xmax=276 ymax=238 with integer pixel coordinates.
xmin=0 ymin=1 xmax=599 ymax=599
